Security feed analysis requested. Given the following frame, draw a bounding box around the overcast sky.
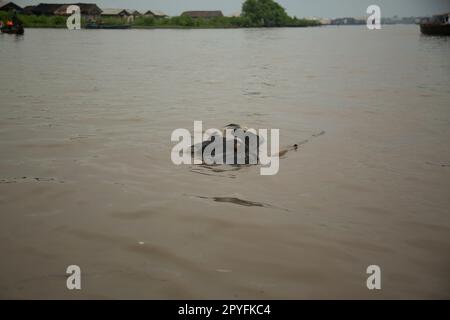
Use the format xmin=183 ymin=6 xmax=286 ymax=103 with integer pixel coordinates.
xmin=14 ymin=0 xmax=450 ymax=17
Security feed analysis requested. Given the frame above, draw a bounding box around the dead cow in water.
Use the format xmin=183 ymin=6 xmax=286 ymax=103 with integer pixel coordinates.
xmin=190 ymin=124 xmax=260 ymax=165
xmin=190 ymin=124 xmax=299 ymax=165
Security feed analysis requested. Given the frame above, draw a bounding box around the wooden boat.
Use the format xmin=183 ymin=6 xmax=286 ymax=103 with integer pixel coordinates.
xmin=420 ymin=13 xmax=450 ymax=36
xmin=0 ymin=25 xmax=24 ymax=35
xmin=420 ymin=24 xmax=450 ymax=36
xmin=85 ymin=23 xmax=131 ymax=30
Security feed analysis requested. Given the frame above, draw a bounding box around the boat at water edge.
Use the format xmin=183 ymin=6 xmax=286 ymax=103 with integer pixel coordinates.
xmin=420 ymin=13 xmax=450 ymax=36
xmin=0 ymin=25 xmax=24 ymax=35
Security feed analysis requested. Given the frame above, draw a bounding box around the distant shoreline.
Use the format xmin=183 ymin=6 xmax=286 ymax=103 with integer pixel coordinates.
xmin=0 ymin=12 xmax=321 ymax=30
xmin=19 ymin=25 xmax=323 ymax=30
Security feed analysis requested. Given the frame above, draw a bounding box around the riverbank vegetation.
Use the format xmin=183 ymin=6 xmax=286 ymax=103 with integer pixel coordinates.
xmin=0 ymin=11 xmax=66 ymax=27
xmin=133 ymin=15 xmax=319 ymax=28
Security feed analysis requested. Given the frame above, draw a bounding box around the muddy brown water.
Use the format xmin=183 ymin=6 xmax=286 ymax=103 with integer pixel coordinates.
xmin=0 ymin=26 xmax=449 ymax=299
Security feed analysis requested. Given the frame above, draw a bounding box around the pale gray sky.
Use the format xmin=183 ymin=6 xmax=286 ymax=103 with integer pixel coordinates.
xmin=15 ymin=0 xmax=450 ymax=17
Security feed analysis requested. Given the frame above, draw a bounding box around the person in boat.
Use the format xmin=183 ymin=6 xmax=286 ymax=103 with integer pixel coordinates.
xmin=3 ymin=11 xmax=24 ymax=34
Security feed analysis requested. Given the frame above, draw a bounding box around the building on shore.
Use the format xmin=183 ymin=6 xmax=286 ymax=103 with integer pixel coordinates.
xmin=127 ymin=10 xmax=142 ymax=19
xmin=101 ymin=8 xmax=130 ymax=18
xmin=54 ymin=3 xmax=101 ymax=20
xmin=23 ymin=5 xmax=37 ymax=15
xmin=143 ymin=10 xmax=168 ymax=18
xmin=0 ymin=1 xmax=23 ymax=13
xmin=19 ymin=3 xmax=101 ymax=18
xmin=181 ymin=11 xmax=224 ymax=19
xmin=319 ymin=18 xmax=331 ymax=25
xmin=330 ymin=17 xmax=365 ymax=25
xmin=29 ymin=3 xmax=64 ymax=16
xmin=382 ymin=16 xmax=431 ymax=25
xmin=305 ymin=17 xmax=331 ymax=25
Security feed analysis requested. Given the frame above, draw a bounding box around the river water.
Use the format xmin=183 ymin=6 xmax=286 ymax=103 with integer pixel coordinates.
xmin=0 ymin=26 xmax=449 ymax=298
